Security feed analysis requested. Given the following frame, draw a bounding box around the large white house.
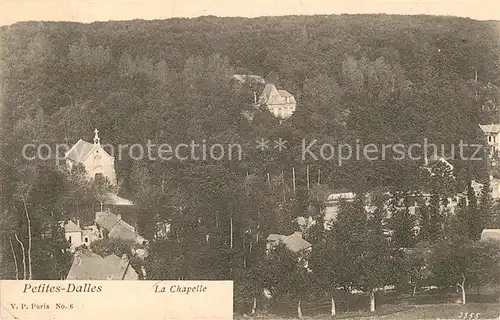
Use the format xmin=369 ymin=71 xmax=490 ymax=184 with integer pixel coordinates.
xmin=258 ymin=83 xmax=297 ymax=119
xmin=479 ymin=124 xmax=500 ymax=156
xmin=65 ymin=129 xmax=117 ymax=185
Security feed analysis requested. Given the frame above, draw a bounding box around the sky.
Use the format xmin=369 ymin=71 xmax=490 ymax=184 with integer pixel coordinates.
xmin=0 ymin=0 xmax=499 ymax=26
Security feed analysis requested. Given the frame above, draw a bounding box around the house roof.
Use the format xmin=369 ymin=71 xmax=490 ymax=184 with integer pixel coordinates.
xmin=65 ymin=138 xmax=114 ymax=163
xmin=66 ymin=249 xmax=138 ymax=280
xmin=95 ymin=211 xmax=119 ymax=230
xmin=104 ymin=193 xmax=134 ymax=206
xmin=64 ymin=220 xmax=82 ymax=233
xmin=65 ymin=139 xmax=95 ymax=162
xmin=267 ymin=234 xmax=282 ymax=242
xmin=259 ymin=83 xmax=297 ymax=106
xmin=278 ymin=90 xmax=293 ymax=97
xmin=479 ymin=124 xmax=500 ymax=133
xmin=282 ymin=232 xmax=312 ymax=252
xmin=95 ymin=211 xmax=141 ymax=242
xmin=260 ymin=83 xmax=276 ymax=102
xmin=426 ymin=156 xmax=454 ymax=171
xmin=231 ymin=74 xmax=265 ymax=84
xmin=108 ymin=220 xmax=138 ymax=242
xmin=481 ymin=229 xmax=500 ymax=241
xmin=471 ymin=180 xmax=483 ymax=194
xmin=267 ymin=232 xmax=312 ymax=253
xmin=327 ymin=191 xmax=356 ymax=202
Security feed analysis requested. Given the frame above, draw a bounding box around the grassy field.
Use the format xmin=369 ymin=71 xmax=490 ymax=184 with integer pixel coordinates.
xmin=235 ymin=303 xmax=500 ymax=319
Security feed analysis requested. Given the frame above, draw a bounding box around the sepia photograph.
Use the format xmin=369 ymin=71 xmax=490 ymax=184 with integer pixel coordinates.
xmin=1 ymin=0 xmax=500 ymax=319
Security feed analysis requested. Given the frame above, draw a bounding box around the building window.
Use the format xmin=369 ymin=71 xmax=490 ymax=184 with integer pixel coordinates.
xmin=84 ymin=237 xmax=89 ymax=243
xmin=68 ymin=236 xmax=72 ymax=243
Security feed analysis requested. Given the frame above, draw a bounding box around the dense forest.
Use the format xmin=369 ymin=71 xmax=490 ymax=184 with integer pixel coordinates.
xmin=1 ymin=14 xmax=500 ymax=316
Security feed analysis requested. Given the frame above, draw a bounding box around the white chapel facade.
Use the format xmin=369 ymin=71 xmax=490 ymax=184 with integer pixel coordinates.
xmin=65 ymin=129 xmax=117 ymax=185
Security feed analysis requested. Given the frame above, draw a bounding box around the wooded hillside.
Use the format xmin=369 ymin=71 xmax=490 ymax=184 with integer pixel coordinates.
xmin=1 ymin=15 xmax=500 ymax=285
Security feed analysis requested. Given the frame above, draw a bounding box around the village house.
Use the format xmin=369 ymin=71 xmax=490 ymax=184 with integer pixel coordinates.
xmin=324 ymin=190 xmax=356 ymax=230
xmin=66 ymin=249 xmax=139 ymax=280
xmin=293 ymin=216 xmax=317 ymax=233
xmin=479 ymin=123 xmax=500 ymax=157
xmin=60 ymin=219 xmax=102 ymax=252
xmin=480 ymin=229 xmax=500 ymax=242
xmin=266 ymin=231 xmax=312 ymax=272
xmin=61 ymin=210 xmax=148 ymax=258
xmin=62 ymin=220 xmax=83 ymax=249
xmin=478 ymin=120 xmax=500 ymax=198
xmin=266 ymin=231 xmax=312 ymax=254
xmin=258 ymin=83 xmax=297 ymax=119
xmin=322 ymin=156 xmax=485 ymax=233
xmin=231 ymin=74 xmax=265 ymax=86
xmin=95 ymin=210 xmax=147 ymax=245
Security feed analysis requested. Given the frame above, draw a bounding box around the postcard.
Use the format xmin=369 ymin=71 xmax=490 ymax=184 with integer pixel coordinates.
xmin=1 ymin=1 xmax=499 ymax=319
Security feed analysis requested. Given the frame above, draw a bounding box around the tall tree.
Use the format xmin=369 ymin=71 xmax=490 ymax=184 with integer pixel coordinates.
xmin=388 ymin=191 xmax=416 ymax=248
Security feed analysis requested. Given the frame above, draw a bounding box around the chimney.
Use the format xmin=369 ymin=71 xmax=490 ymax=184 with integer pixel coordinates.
xmin=116 ymin=214 xmax=121 ymax=221
xmin=76 ymin=218 xmax=80 ymax=228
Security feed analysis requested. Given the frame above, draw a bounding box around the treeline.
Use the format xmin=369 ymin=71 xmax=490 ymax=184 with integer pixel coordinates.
xmin=1 ymin=14 xmax=500 ymax=316
xmin=141 ymin=157 xmax=500 ymax=317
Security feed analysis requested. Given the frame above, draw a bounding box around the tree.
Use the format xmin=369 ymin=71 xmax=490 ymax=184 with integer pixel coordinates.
xmin=416 ymin=198 xmax=432 ymax=242
xmin=398 ymin=243 xmax=433 ymax=296
xmin=427 ymin=193 xmax=445 ymax=241
xmin=429 ymin=240 xmax=500 ymax=304
xmin=359 ymin=194 xmax=392 ymax=312
xmin=472 ymin=240 xmax=500 ymax=291
xmin=270 ymin=245 xmax=313 ymax=319
xmin=330 ymin=193 xmax=393 ymax=312
xmin=330 ymin=196 xmax=367 ymax=293
xmin=144 ymin=239 xmax=185 ymax=280
xmin=14 ymin=165 xmax=38 ymax=279
xmin=301 ymin=73 xmax=346 ymax=135
xmin=69 ymin=35 xmax=111 ymax=71
xmin=183 ymin=53 xmax=234 ymax=93
xmin=233 ymin=241 xmax=267 ymax=315
xmin=478 ymin=179 xmax=493 ymax=230
xmin=466 ymin=181 xmax=482 ymax=240
xmin=129 ymin=162 xmax=163 ymax=239
xmin=309 ymin=236 xmax=340 ymax=318
xmin=3 ymin=165 xmax=77 ymax=280
xmin=388 ymin=191 xmax=416 ymax=248
xmin=91 ymin=175 xmax=114 ymax=211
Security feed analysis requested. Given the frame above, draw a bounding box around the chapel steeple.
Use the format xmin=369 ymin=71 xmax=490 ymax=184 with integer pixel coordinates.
xmin=93 ymin=128 xmax=100 ymax=145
